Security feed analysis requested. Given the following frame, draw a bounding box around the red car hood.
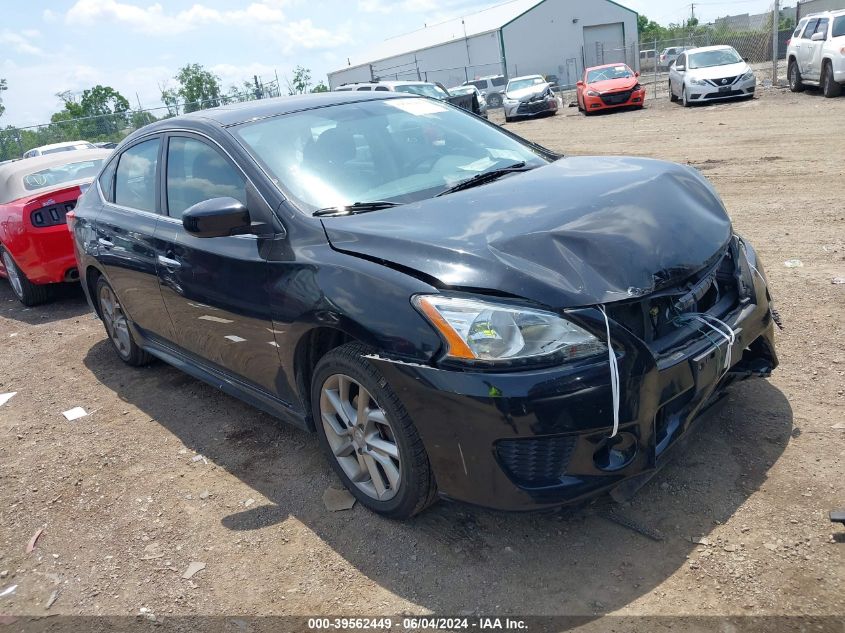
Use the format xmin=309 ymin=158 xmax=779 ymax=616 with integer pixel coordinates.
xmin=588 ymin=77 xmax=638 ymax=93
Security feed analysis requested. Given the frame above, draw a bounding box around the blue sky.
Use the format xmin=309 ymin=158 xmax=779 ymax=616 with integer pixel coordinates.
xmin=1 ymin=0 xmax=779 ymax=127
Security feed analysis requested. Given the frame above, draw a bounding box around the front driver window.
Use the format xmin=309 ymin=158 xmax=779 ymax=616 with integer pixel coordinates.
xmin=166 ymin=137 xmax=246 ymax=219
xmin=114 ymin=138 xmax=160 ymax=213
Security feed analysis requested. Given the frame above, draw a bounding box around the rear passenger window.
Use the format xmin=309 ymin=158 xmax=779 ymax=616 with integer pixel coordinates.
xmin=375 ymin=86 xmax=389 ymax=91
xmin=816 ymin=18 xmax=829 ymax=39
xmin=166 ymin=137 xmax=246 ymax=219
xmin=491 ymin=77 xmax=506 ymax=87
xmin=114 ymin=138 xmax=160 ymax=213
xmin=357 ymin=87 xmax=372 ymax=91
xmin=98 ymin=157 xmax=118 ymax=202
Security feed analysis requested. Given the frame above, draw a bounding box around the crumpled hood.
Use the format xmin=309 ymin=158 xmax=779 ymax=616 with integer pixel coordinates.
xmin=589 ymin=77 xmax=639 ymax=93
xmin=322 ymin=157 xmax=733 ymax=309
xmin=506 ymin=83 xmax=551 ymax=101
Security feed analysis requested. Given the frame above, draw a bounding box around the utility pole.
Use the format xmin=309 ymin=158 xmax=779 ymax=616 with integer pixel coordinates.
xmin=772 ymin=0 xmax=780 ymax=85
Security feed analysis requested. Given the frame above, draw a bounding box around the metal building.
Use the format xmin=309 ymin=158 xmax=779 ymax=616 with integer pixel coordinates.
xmin=328 ymin=0 xmax=638 ymax=91
xmin=797 ymin=0 xmax=845 ymax=18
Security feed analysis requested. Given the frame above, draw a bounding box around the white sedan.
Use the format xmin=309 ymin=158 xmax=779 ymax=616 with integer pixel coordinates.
xmin=668 ymin=46 xmax=756 ymax=107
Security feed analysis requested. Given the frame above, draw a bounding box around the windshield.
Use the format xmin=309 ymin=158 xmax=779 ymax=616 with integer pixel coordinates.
xmin=587 ymin=65 xmax=633 ymax=83
xmin=234 ymin=98 xmax=550 ymax=211
xmin=42 ymin=143 xmax=96 ymax=155
xmin=688 ymin=48 xmax=743 ymax=69
xmin=22 ymin=159 xmax=105 ymax=191
xmin=507 ymin=77 xmax=545 ymax=92
xmin=394 ymin=84 xmax=447 ymax=99
xmin=834 ymin=16 xmax=845 ymax=37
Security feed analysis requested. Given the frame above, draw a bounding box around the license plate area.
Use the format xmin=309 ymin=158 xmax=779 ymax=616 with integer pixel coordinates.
xmin=718 ymin=86 xmax=732 ymax=93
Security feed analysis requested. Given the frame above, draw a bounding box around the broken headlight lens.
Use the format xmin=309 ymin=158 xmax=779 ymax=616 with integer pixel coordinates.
xmin=414 ymin=295 xmax=606 ymax=364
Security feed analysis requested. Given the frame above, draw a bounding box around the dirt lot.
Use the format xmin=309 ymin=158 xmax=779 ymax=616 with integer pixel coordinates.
xmin=1 ymin=86 xmax=843 ymax=628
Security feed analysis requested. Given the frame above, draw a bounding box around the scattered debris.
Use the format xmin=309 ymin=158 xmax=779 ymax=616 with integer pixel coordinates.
xmin=832 ymin=277 xmax=845 ymax=285
xmin=45 ymin=589 xmax=60 ymax=609
xmin=723 ymin=544 xmax=739 ymax=552
xmin=598 ymin=508 xmax=664 ymax=541
xmin=0 ymin=392 xmax=16 ymax=407
xmin=244 ymin=498 xmax=255 ymax=508
xmin=0 ymin=585 xmax=17 ymax=598
xmin=691 ymin=536 xmax=711 ymax=546
xmin=62 ymin=406 xmax=87 ymax=421
xmin=181 ymin=561 xmax=206 ymax=579
xmin=783 ymin=259 xmax=803 ymax=268
xmin=832 ymin=422 xmax=845 ymax=430
xmin=26 ymin=527 xmax=44 ymax=553
xmin=831 ymin=511 xmax=845 ymax=528
xmin=138 ymin=607 xmax=156 ymax=622
xmin=190 ymin=454 xmax=207 ymax=464
xmin=322 ymin=487 xmax=356 ymax=512
xmin=199 ymin=490 xmax=211 ymax=500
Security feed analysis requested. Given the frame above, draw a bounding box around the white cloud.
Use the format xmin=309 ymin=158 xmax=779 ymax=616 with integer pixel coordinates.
xmin=277 ymin=19 xmax=351 ymax=53
xmin=42 ymin=9 xmax=59 ymax=22
xmin=65 ymin=0 xmax=289 ymax=36
xmin=0 ymin=30 xmax=45 ymax=56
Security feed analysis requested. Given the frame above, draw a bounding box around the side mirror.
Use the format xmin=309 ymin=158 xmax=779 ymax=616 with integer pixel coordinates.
xmin=635 ymin=71 xmax=640 ymax=77
xmin=811 ymin=32 xmax=825 ymax=41
xmin=182 ymin=197 xmax=251 ymax=238
xmin=576 ymin=80 xmax=585 ymax=87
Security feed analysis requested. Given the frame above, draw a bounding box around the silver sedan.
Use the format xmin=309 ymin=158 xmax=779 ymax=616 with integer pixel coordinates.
xmin=669 ymin=46 xmax=756 ymax=107
xmin=501 ymin=75 xmax=560 ymax=122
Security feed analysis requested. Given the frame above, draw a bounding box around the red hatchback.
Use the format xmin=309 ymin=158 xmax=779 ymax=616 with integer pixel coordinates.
xmin=577 ymin=63 xmax=646 ymax=115
xmin=0 ymin=149 xmax=111 ymax=305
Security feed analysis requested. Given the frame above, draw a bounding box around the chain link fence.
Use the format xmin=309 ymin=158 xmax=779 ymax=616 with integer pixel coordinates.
xmin=0 ymin=81 xmax=283 ymax=162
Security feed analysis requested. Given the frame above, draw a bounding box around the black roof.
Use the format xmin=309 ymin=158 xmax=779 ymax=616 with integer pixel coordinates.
xmin=155 ymin=91 xmax=406 ymax=129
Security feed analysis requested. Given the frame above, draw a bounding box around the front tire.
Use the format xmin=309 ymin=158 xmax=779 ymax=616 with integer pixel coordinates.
xmin=669 ymin=81 xmax=678 ymax=102
xmin=1 ymin=247 xmax=49 ymax=306
xmin=487 ymin=93 xmax=502 ymax=108
xmin=788 ymin=59 xmax=804 ymax=92
xmin=96 ymin=277 xmax=153 ymax=366
xmin=682 ymin=87 xmax=691 ymax=107
xmin=822 ymin=62 xmax=842 ymax=98
xmin=311 ymin=343 xmax=437 ymax=519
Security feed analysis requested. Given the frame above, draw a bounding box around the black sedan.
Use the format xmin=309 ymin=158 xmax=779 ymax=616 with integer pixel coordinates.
xmin=69 ymin=92 xmax=779 ymax=518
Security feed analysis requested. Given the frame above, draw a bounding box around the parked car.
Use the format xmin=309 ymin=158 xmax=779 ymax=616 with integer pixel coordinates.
xmin=669 ymin=46 xmax=756 ymax=107
xmin=334 ymin=80 xmax=474 ymax=113
xmin=787 ymin=10 xmax=845 ymax=97
xmin=659 ymin=46 xmax=693 ymax=71
xmin=462 ymin=75 xmax=507 ymax=107
xmin=23 ymin=140 xmax=97 ymax=159
xmin=576 ymin=63 xmax=646 ymax=114
xmin=94 ymin=141 xmax=119 ymax=150
xmin=502 ymin=75 xmax=560 ymax=122
xmin=0 ymin=149 xmax=111 ymax=305
xmin=70 ymin=92 xmax=779 ymax=518
xmin=449 ymin=85 xmax=488 ymax=118
xmin=640 ymin=49 xmax=658 ymax=72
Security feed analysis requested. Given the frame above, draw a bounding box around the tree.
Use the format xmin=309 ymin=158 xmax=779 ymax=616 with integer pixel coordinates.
xmin=0 ymin=78 xmax=7 ymax=120
xmin=130 ymin=110 xmax=157 ymax=129
xmin=311 ymin=81 xmax=329 ymax=93
xmin=174 ymin=64 xmax=222 ymax=113
xmin=51 ymin=85 xmax=130 ymax=140
xmin=159 ymin=82 xmax=181 ymax=117
xmin=286 ymin=66 xmax=312 ymax=95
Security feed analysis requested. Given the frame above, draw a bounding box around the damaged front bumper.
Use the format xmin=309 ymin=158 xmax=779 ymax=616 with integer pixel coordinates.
xmin=369 ymin=243 xmax=779 ymax=511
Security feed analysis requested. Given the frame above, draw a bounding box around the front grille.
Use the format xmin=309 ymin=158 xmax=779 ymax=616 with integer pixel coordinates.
xmin=496 ymin=436 xmax=577 ymax=488
xmin=517 ymin=101 xmax=549 ymax=114
xmin=706 ymin=76 xmax=738 ymax=87
xmin=31 ymin=201 xmax=75 ymax=228
xmin=601 ymin=90 xmax=632 ymax=105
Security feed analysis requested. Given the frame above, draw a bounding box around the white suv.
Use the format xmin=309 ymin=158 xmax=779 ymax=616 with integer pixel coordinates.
xmin=787 ymin=10 xmax=845 ymax=97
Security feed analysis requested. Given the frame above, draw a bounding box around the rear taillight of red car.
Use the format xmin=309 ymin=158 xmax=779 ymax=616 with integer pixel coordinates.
xmin=25 ymin=185 xmax=83 ymax=229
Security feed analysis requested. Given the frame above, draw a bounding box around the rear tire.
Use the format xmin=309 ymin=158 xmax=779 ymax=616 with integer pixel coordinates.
xmin=788 ymin=59 xmax=804 ymax=92
xmin=311 ymin=343 xmax=437 ymax=519
xmin=1 ymin=247 xmax=50 ymax=306
xmin=822 ymin=62 xmax=842 ymax=98
xmin=95 ymin=277 xmax=153 ymax=367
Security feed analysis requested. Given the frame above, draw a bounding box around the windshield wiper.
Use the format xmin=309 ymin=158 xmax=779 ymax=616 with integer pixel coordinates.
xmin=436 ymin=162 xmax=532 ymax=197
xmin=313 ymin=201 xmax=402 ymax=217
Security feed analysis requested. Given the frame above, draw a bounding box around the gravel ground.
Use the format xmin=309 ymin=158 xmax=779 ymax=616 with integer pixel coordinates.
xmin=0 ymin=86 xmax=843 ymax=628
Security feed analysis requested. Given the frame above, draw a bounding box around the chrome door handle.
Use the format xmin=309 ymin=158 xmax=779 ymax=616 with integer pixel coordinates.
xmin=98 ymin=238 xmax=114 ymax=248
xmin=157 ymin=255 xmax=181 ymax=268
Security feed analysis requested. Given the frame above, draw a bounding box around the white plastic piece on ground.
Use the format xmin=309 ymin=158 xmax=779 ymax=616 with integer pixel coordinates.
xmin=181 ymin=561 xmax=205 ymax=580
xmin=783 ymin=259 xmax=803 ymax=268
xmin=0 ymin=585 xmax=17 ymax=598
xmin=0 ymin=392 xmax=16 ymax=407
xmin=62 ymin=407 xmax=87 ymax=421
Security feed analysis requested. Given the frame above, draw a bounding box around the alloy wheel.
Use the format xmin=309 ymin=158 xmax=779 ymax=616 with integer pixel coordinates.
xmin=319 ymin=373 xmax=401 ymax=501
xmin=98 ymin=284 xmax=132 ymax=358
xmin=2 ymin=251 xmax=23 ymax=299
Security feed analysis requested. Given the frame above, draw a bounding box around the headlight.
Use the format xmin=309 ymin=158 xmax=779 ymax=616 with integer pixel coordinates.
xmin=586 ymin=90 xmax=600 ymax=97
xmin=413 ymin=295 xmax=606 ymax=364
xmin=741 ymin=71 xmax=755 ymax=82
xmin=689 ymin=78 xmax=708 ymax=86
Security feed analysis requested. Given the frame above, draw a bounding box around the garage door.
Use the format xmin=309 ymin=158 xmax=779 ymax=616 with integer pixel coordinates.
xmin=583 ymin=23 xmax=625 ymax=68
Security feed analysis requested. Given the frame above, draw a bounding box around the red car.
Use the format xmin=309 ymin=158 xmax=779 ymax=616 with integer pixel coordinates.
xmin=576 ymin=63 xmax=646 ymax=115
xmin=0 ymin=149 xmax=111 ymax=305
